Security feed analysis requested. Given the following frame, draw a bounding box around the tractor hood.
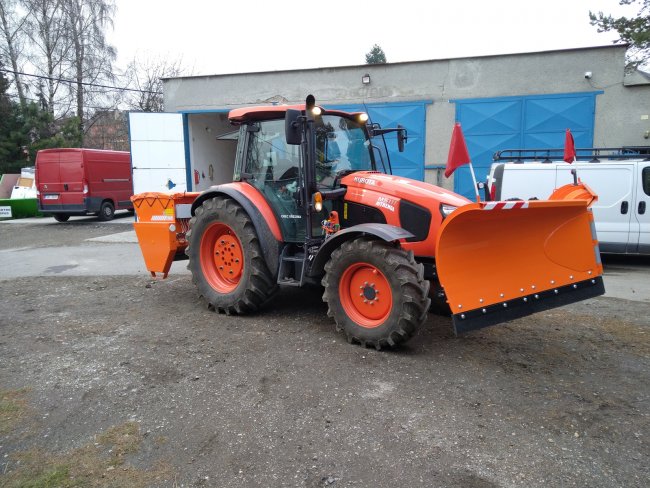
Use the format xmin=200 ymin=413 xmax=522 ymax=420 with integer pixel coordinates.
xmin=340 ymin=171 xmax=470 ymax=208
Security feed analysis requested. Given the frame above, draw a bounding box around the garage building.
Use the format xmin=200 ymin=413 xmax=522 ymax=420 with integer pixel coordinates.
xmin=129 ymin=45 xmax=649 ymax=199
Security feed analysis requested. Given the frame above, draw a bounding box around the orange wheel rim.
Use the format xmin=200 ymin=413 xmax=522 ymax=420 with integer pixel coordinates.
xmin=339 ymin=262 xmax=393 ymax=328
xmin=200 ymin=223 xmax=243 ymax=293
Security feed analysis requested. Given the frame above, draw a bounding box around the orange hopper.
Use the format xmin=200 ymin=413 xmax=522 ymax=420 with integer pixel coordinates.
xmin=131 ymin=192 xmax=199 ymax=278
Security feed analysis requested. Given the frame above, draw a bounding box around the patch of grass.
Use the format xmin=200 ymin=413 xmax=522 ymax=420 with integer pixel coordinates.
xmin=96 ymin=421 xmax=141 ymax=466
xmin=2 ymin=423 xmax=173 ymax=488
xmin=2 ymin=460 xmax=72 ymax=488
xmin=600 ymin=317 xmax=650 ymax=354
xmin=0 ymin=389 xmax=29 ymax=435
xmin=552 ymin=311 xmax=649 ymax=355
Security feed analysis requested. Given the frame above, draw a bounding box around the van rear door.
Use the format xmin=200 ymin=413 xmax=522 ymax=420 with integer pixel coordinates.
xmin=36 ymin=150 xmax=62 ymax=203
xmin=57 ymin=150 xmax=85 ymax=208
xmin=635 ymin=162 xmax=650 ymax=254
xmin=557 ymin=163 xmax=635 ymax=253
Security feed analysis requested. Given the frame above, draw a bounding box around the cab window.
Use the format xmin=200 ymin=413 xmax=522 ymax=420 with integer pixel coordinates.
xmin=244 ymin=119 xmax=300 ymax=187
xmin=244 ymin=119 xmax=304 ymax=242
xmin=314 ymin=115 xmax=372 ymax=189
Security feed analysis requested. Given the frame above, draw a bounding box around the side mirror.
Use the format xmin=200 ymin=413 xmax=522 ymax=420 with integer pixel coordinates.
xmin=285 ymin=109 xmax=301 ymax=145
xmin=397 ymin=125 xmax=407 ymax=153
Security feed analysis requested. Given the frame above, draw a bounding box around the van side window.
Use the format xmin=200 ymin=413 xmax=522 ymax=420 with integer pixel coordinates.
xmin=643 ymin=167 xmax=650 ymax=197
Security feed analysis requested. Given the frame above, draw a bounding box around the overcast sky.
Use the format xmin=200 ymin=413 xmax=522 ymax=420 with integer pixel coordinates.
xmin=109 ymin=0 xmax=634 ymax=76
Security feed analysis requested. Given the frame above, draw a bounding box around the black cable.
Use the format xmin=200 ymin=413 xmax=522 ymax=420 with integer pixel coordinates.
xmin=3 ymin=91 xmax=124 ymax=112
xmin=0 ymin=68 xmax=161 ymax=94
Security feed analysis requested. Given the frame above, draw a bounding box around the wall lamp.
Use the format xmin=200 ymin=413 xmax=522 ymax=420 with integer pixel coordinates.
xmin=362 ymin=74 xmax=371 ymax=85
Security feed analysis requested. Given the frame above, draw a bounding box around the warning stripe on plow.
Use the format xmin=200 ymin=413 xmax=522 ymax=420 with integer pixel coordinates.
xmin=483 ymin=201 xmax=529 ymax=210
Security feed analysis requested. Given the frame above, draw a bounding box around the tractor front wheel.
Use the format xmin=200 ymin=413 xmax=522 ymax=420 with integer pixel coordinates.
xmin=322 ymin=238 xmax=431 ymax=349
xmin=186 ymin=196 xmax=275 ymax=314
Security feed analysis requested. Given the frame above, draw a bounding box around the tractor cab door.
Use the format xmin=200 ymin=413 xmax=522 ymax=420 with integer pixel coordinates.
xmin=242 ymin=118 xmax=307 ymax=242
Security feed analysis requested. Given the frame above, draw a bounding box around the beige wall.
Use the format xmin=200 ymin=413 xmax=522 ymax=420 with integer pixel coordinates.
xmin=164 ymin=45 xmax=650 ymax=189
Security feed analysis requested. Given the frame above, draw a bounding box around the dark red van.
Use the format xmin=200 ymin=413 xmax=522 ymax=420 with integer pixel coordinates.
xmin=36 ymin=148 xmax=133 ymax=222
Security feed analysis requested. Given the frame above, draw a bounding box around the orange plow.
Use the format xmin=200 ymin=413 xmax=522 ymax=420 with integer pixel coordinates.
xmin=435 ymin=183 xmax=605 ymax=334
xmin=131 ymin=192 xmax=199 ymax=278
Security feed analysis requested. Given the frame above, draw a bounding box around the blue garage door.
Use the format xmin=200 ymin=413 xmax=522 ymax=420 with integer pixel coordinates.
xmin=453 ymin=92 xmax=601 ymax=199
xmin=327 ymin=101 xmax=429 ymax=181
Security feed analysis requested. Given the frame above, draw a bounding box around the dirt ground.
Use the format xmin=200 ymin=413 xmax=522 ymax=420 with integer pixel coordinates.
xmin=0 ymin=221 xmax=649 ymax=487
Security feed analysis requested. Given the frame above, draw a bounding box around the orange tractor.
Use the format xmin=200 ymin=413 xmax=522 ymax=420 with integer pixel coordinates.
xmin=132 ymin=96 xmax=604 ymax=349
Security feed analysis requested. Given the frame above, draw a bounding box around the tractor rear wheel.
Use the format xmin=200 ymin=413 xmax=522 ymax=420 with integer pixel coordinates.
xmin=322 ymin=238 xmax=431 ymax=349
xmin=186 ymin=196 xmax=275 ymax=314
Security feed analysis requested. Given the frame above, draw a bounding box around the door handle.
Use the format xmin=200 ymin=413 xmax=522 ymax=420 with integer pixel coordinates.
xmin=621 ymin=201 xmax=628 ymax=214
xmin=640 ymin=201 xmax=647 ymax=215
xmin=64 ymin=183 xmax=68 ymax=191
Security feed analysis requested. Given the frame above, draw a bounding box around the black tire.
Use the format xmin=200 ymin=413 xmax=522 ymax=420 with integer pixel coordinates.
xmin=53 ymin=214 xmax=70 ymax=223
xmin=322 ymin=238 xmax=431 ymax=349
xmin=186 ymin=196 xmax=275 ymax=314
xmin=97 ymin=201 xmax=115 ymax=221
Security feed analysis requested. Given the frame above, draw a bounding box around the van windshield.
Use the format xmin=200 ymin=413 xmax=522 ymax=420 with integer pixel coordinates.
xmin=314 ymin=115 xmax=372 ymax=189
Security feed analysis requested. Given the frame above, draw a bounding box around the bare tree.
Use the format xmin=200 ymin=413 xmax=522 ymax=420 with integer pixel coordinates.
xmin=61 ymin=0 xmax=116 ymax=142
xmin=0 ymin=0 xmax=29 ymax=106
xmin=24 ymin=0 xmax=71 ymax=115
xmin=123 ymin=56 xmax=185 ymax=112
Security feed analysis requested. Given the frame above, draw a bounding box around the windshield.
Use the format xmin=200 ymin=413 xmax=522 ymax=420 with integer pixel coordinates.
xmin=314 ymin=115 xmax=372 ymax=189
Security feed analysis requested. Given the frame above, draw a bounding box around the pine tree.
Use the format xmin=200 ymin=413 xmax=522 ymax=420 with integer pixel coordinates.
xmin=365 ymin=44 xmax=387 ymax=64
xmin=590 ymin=0 xmax=649 ymax=69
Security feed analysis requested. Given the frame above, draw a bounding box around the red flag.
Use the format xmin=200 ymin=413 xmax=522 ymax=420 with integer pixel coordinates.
xmin=563 ymin=128 xmax=576 ymax=163
xmin=445 ymin=123 xmax=471 ymax=178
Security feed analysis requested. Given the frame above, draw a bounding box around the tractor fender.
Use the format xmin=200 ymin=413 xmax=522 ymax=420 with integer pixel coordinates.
xmin=309 ymin=223 xmax=414 ymax=277
xmin=191 ymin=185 xmax=281 ymax=278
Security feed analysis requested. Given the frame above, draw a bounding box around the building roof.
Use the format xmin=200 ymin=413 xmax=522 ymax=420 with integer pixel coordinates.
xmin=163 ymin=44 xmax=628 ymax=82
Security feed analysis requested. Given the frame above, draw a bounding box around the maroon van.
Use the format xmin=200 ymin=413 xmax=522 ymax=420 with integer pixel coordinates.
xmin=36 ymin=148 xmax=133 ymax=222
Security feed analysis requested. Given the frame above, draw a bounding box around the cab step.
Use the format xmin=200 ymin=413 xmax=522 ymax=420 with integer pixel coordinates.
xmin=277 ymin=247 xmax=307 ymax=287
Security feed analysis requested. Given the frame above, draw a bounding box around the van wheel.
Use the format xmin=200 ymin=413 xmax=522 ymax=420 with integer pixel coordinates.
xmin=53 ymin=214 xmax=70 ymax=223
xmin=98 ymin=201 xmax=115 ymax=221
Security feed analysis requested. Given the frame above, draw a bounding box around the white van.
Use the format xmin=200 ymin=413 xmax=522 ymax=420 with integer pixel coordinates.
xmin=487 ymin=149 xmax=650 ymax=254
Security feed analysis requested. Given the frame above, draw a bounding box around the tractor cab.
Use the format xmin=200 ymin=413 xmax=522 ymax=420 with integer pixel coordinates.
xmin=230 ymin=97 xmax=405 ymax=245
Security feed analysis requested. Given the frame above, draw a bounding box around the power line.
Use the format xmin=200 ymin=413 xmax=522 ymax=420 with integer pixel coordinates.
xmin=4 ymin=91 xmax=123 ymax=112
xmin=0 ymin=68 xmax=161 ymax=94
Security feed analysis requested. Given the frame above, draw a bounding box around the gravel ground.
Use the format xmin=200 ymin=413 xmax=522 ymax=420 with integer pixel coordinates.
xmin=0 ymin=221 xmax=648 ymax=487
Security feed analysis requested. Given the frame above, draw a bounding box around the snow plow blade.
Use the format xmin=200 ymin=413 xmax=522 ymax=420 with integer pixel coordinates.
xmin=131 ymin=192 xmax=199 ymax=278
xmin=435 ymin=184 xmax=604 ymax=334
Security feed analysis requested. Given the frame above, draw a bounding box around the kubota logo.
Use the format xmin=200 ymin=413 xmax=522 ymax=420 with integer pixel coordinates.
xmin=353 ymin=176 xmax=377 ymax=186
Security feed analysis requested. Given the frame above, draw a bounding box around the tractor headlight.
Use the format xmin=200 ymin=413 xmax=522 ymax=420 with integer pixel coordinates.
xmin=312 ymin=192 xmax=323 ymax=212
xmin=439 ymin=204 xmax=457 ymax=219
